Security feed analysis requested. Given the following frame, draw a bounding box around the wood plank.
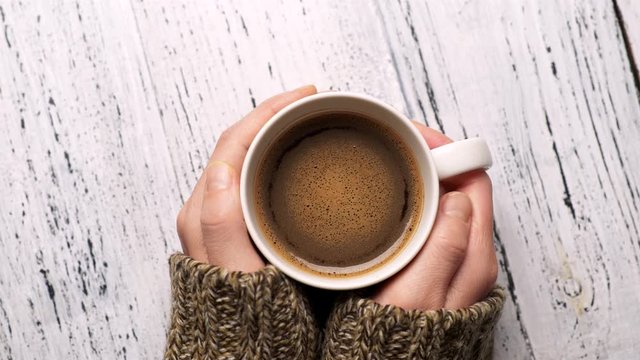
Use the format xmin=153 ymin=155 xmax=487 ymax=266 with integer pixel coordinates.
xmin=375 ymin=0 xmax=640 ymax=358
xmin=614 ymin=0 xmax=640 ymax=101
xmin=0 ymin=1 xmax=178 ymax=358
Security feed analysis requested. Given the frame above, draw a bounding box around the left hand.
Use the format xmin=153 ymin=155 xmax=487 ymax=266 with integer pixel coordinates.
xmin=176 ymin=85 xmax=318 ymax=272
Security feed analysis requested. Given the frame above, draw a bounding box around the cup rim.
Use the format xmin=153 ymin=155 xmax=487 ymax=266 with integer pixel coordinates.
xmin=240 ymin=91 xmax=439 ymax=290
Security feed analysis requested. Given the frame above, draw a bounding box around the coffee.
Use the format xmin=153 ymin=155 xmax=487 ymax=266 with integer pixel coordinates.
xmin=255 ymin=112 xmax=423 ymax=275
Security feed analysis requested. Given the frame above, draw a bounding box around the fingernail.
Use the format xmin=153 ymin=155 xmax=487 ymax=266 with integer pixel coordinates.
xmin=442 ymin=192 xmax=471 ymax=222
xmin=206 ymin=161 xmax=233 ymax=191
xmin=290 ymin=84 xmax=316 ymax=93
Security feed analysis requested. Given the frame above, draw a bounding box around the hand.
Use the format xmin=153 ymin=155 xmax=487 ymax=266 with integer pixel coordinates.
xmin=372 ymin=123 xmax=498 ymax=310
xmin=176 ymin=85 xmax=318 ymax=272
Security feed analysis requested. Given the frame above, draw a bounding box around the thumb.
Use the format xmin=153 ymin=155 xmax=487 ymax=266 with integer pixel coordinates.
xmin=200 ymin=161 xmax=263 ymax=272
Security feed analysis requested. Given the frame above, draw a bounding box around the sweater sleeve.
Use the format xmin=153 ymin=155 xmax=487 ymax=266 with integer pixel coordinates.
xmin=322 ymin=287 xmax=505 ymax=360
xmin=163 ymin=254 xmax=319 ymax=360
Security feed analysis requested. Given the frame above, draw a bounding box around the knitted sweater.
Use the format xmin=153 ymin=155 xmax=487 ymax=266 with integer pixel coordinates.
xmin=164 ymin=254 xmax=505 ymax=359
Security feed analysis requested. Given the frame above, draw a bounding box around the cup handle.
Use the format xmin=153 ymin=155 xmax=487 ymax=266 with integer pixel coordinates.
xmin=430 ymin=138 xmax=492 ymax=180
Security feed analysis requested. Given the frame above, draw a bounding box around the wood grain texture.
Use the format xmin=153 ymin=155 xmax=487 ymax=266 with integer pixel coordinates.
xmin=0 ymin=1 xmax=179 ymax=358
xmin=1 ymin=0 xmax=639 ymax=359
xmin=615 ymin=0 xmax=640 ymax=102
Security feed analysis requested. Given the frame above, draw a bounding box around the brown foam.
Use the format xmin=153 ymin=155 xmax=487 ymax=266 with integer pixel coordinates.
xmin=255 ymin=112 xmax=422 ymax=274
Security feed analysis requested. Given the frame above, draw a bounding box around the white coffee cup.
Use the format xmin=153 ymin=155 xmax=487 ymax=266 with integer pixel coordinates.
xmin=240 ymin=92 xmax=491 ymax=290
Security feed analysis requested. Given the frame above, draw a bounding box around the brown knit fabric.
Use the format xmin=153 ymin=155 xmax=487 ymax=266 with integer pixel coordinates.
xmin=322 ymin=287 xmax=505 ymax=360
xmin=164 ymin=254 xmax=319 ymax=360
xmin=164 ymin=254 xmax=504 ymax=359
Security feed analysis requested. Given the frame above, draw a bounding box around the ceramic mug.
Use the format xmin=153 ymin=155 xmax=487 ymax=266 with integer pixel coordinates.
xmin=240 ymin=92 xmax=491 ymax=290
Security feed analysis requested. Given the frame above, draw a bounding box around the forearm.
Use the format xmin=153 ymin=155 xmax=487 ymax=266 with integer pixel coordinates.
xmin=164 ymin=254 xmax=319 ymax=360
xmin=322 ymin=287 xmax=505 ymax=360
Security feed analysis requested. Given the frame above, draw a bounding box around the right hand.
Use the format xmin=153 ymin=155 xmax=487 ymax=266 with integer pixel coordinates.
xmin=372 ymin=123 xmax=498 ymax=310
xmin=176 ymin=85 xmax=318 ymax=272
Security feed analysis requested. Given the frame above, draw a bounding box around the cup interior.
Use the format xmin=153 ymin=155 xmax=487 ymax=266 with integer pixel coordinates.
xmin=240 ymin=92 xmax=440 ymax=290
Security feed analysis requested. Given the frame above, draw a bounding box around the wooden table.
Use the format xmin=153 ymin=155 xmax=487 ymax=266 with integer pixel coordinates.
xmin=1 ymin=1 xmax=639 ymax=358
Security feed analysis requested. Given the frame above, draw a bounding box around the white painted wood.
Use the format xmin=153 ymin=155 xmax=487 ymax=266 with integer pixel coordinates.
xmin=617 ymin=0 xmax=640 ymax=61
xmin=1 ymin=0 xmax=639 ymax=359
xmin=616 ymin=0 xmax=640 ymax=103
xmin=0 ymin=1 xmax=180 ymax=358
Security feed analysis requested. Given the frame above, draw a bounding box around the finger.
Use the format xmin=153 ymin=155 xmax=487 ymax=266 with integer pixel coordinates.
xmin=444 ymin=172 xmax=497 ymax=308
xmin=176 ymin=175 xmax=208 ymax=262
xmin=412 ymin=121 xmax=452 ymax=148
xmin=373 ymin=192 xmax=472 ymax=310
xmin=210 ymin=85 xmax=317 ymax=170
xmin=200 ymin=161 xmax=264 ymax=272
xmin=412 ymin=120 xmax=497 ymax=307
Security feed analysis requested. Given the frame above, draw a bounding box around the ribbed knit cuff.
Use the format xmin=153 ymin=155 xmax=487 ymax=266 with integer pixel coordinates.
xmin=322 ymin=287 xmax=505 ymax=360
xmin=164 ymin=254 xmax=318 ymax=360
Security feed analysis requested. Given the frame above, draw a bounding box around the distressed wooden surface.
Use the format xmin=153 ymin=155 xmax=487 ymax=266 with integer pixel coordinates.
xmin=616 ymin=0 xmax=640 ymax=97
xmin=1 ymin=1 xmax=639 ymax=359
